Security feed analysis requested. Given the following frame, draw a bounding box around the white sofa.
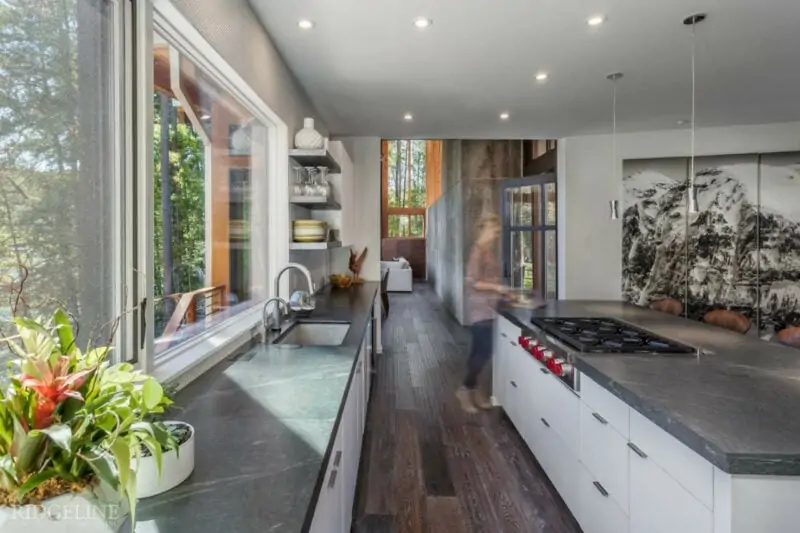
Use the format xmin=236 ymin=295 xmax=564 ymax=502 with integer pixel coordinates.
xmin=380 ymin=259 xmax=413 ymax=292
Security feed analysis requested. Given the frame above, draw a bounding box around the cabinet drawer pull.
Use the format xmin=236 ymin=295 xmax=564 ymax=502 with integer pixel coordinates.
xmin=510 ymin=341 xmax=518 ymax=347
xmin=540 ymin=417 xmax=550 ymax=428
xmin=501 ymin=332 xmax=508 ymax=338
xmin=627 ymin=442 xmax=648 ymax=458
xmin=328 ymin=468 xmax=338 ymax=489
xmin=333 ymin=450 xmax=342 ymax=467
xmin=592 ymin=412 xmax=608 ymax=425
xmin=539 ymin=367 xmax=549 ymax=374
xmin=510 ymin=380 xmax=518 ymax=388
xmin=593 ymin=481 xmax=609 ymax=497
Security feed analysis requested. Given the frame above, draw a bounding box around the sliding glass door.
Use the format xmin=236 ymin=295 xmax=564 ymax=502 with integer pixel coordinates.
xmin=502 ymin=175 xmax=557 ymax=299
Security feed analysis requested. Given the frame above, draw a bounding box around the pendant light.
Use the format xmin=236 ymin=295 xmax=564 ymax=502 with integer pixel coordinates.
xmin=608 ymin=72 xmax=623 ymax=220
xmin=685 ymin=13 xmax=706 ymax=214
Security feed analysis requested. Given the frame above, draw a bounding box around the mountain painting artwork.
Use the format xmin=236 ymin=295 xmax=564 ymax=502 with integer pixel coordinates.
xmin=622 ymin=152 xmax=800 ymax=340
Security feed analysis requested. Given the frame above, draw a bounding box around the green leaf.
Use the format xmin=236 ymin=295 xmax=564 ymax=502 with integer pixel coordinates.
xmin=15 ymin=432 xmax=46 ymax=475
xmin=53 ymin=309 xmax=75 ymax=355
xmin=16 ymin=468 xmax=58 ymax=500
xmin=142 ymin=379 xmax=163 ymax=410
xmin=13 ymin=317 xmax=55 ymax=357
xmin=110 ymin=438 xmax=131 ymax=496
xmin=36 ymin=424 xmax=72 ymax=452
xmin=0 ymin=454 xmax=18 ymax=486
xmin=86 ymin=447 xmax=118 ymax=490
xmin=136 ymin=432 xmax=163 ymax=477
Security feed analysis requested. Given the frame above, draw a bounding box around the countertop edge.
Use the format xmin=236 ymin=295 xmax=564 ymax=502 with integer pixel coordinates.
xmin=300 ymin=285 xmax=378 ymax=532
xmin=498 ymin=308 xmax=800 ymax=477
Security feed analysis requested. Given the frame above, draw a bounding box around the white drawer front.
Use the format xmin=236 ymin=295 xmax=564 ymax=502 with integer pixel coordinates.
xmin=629 ymin=408 xmax=713 ymax=510
xmin=532 ymin=414 xmax=580 ymax=516
xmin=540 ymin=372 xmax=580 ymax=458
xmin=580 ymin=374 xmax=630 ymax=439
xmin=580 ymin=402 xmax=629 ymax=515
xmin=496 ymin=316 xmax=520 ymax=343
xmin=578 ymin=463 xmax=629 ymax=533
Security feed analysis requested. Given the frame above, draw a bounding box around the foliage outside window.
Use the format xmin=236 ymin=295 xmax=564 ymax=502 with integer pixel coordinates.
xmin=0 ymin=0 xmax=117 ymax=363
xmin=384 ymin=140 xmax=427 ymax=238
xmin=152 ymin=31 xmax=264 ymax=356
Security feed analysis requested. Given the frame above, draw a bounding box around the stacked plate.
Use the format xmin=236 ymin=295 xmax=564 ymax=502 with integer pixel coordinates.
xmin=292 ymin=219 xmax=328 ymax=242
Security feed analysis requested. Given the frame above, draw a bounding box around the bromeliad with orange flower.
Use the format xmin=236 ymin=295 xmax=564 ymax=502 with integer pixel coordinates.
xmin=0 ymin=309 xmax=176 ymax=525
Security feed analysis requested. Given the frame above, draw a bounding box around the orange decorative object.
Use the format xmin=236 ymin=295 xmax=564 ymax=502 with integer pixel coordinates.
xmin=349 ymin=247 xmax=368 ymax=280
xmin=330 ymin=274 xmax=354 ymax=289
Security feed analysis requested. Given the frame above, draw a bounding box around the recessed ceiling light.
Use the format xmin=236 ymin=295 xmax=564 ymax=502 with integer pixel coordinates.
xmin=403 ymin=113 xmax=414 ymax=121
xmin=414 ymin=17 xmax=432 ymax=28
xmin=500 ymin=112 xmax=510 ymax=121
xmin=200 ymin=113 xmax=210 ymax=120
xmin=298 ymin=19 xmax=314 ymax=30
xmin=535 ymin=72 xmax=549 ymax=82
xmin=587 ymin=15 xmax=606 ymax=26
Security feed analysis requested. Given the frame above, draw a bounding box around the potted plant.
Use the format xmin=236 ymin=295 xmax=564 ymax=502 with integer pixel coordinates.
xmin=135 ymin=419 xmax=195 ymax=499
xmin=0 ymin=310 xmax=174 ymax=532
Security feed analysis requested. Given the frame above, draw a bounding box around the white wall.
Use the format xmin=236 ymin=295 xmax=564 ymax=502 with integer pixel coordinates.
xmin=559 ymin=121 xmax=800 ymax=300
xmin=340 ymin=137 xmax=382 ymax=281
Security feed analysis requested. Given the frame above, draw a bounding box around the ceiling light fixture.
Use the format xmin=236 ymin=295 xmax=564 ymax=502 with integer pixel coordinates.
xmin=535 ymin=72 xmax=549 ymax=82
xmin=200 ymin=113 xmax=210 ymax=120
xmin=414 ymin=17 xmax=432 ymax=28
xmin=684 ymin=13 xmax=707 ymax=214
xmin=500 ymin=112 xmax=510 ymax=121
xmin=403 ymin=113 xmax=414 ymax=121
xmin=607 ymin=72 xmax=623 ymax=220
xmin=587 ymin=15 xmax=606 ymax=26
xmin=297 ymin=19 xmax=314 ymax=30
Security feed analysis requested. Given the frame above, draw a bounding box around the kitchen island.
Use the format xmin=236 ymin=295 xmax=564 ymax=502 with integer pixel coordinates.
xmin=495 ymin=300 xmax=800 ymax=533
xmin=130 ymin=282 xmax=380 ymax=533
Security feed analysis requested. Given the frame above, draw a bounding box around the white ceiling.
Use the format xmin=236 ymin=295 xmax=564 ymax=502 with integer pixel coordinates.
xmin=248 ymin=0 xmax=800 ymax=139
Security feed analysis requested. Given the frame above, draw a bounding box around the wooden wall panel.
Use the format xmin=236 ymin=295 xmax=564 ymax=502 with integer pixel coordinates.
xmin=426 ymin=140 xmax=443 ymax=207
xmin=382 ymin=238 xmax=426 ymax=279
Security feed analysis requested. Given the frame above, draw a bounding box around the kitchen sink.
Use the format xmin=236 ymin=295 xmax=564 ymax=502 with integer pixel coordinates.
xmin=273 ymin=322 xmax=351 ymax=347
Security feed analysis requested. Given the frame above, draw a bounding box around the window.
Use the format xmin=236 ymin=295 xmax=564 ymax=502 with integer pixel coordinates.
xmin=502 ymin=177 xmax=558 ymax=299
xmin=382 ymin=140 xmax=428 ymax=238
xmin=151 ymin=28 xmax=268 ymax=356
xmin=0 ymin=0 xmax=123 ymax=361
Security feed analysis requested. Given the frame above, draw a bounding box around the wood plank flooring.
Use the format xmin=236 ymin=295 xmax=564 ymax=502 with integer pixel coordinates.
xmin=353 ymin=284 xmax=582 ymax=533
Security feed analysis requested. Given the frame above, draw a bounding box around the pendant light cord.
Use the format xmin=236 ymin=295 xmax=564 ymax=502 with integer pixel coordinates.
xmin=690 ymin=21 xmax=697 ymax=191
xmin=613 ymin=78 xmax=617 ymax=180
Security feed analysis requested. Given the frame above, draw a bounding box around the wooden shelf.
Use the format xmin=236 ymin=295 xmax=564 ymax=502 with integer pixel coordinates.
xmin=289 ymin=149 xmax=342 ymax=173
xmin=290 ymin=241 xmax=342 ymax=251
xmin=290 ymin=196 xmax=341 ymax=210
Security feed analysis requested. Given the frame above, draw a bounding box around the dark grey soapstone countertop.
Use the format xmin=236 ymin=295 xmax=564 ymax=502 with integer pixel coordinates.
xmin=131 ymin=282 xmax=379 ymax=533
xmin=499 ymin=300 xmax=800 ymax=476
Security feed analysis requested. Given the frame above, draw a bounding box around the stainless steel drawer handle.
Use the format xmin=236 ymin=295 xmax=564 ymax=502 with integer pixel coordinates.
xmin=501 ymin=332 xmax=508 ymax=338
xmin=593 ymin=481 xmax=609 ymax=497
xmin=510 ymin=380 xmax=518 ymax=388
xmin=333 ymin=450 xmax=342 ymax=467
xmin=328 ymin=468 xmax=338 ymax=489
xmin=541 ymin=417 xmax=550 ymax=428
xmin=539 ymin=367 xmax=548 ymax=374
xmin=627 ymin=442 xmax=648 ymax=458
xmin=510 ymin=341 xmax=518 ymax=347
xmin=592 ymin=412 xmax=608 ymax=425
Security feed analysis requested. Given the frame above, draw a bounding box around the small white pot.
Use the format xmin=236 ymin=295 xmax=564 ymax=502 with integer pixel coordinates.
xmin=135 ymin=421 xmax=195 ymax=499
xmin=0 ymin=481 xmax=128 ymax=533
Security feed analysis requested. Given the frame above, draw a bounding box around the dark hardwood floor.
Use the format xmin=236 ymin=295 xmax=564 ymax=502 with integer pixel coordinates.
xmin=353 ymin=284 xmax=582 ymax=533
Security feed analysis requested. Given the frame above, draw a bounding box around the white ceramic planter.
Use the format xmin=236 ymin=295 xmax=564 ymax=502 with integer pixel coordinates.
xmin=0 ymin=481 xmax=127 ymax=533
xmin=135 ymin=421 xmax=195 ymax=499
xmin=294 ymin=117 xmax=324 ymax=149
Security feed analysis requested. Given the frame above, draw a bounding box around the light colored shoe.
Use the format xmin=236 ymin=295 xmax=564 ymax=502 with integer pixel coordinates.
xmin=472 ymin=389 xmax=494 ymax=410
xmin=456 ymin=388 xmax=478 ymax=414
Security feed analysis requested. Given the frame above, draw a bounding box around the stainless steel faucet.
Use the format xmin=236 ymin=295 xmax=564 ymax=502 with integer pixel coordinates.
xmin=262 ymin=297 xmax=288 ymax=333
xmin=270 ymin=262 xmax=315 ymax=330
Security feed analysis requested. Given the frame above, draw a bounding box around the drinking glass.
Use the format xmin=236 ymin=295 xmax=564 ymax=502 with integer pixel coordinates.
xmin=317 ymin=166 xmax=331 ymax=198
xmin=304 ymin=167 xmax=319 ymax=196
xmin=293 ymin=167 xmax=304 ymax=196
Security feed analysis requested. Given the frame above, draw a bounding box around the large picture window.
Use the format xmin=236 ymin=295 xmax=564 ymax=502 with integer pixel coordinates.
xmin=151 ymin=28 xmax=268 ymax=356
xmin=382 ymin=140 xmax=428 ymax=238
xmin=0 ymin=0 xmax=122 ymax=361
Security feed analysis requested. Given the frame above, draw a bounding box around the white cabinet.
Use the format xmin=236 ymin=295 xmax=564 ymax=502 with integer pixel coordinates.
xmin=530 ymin=412 xmax=581 ymax=513
xmin=629 ymin=445 xmax=712 ymax=533
xmin=580 ymin=402 xmax=629 ymax=514
xmin=310 ymin=340 xmax=372 ymax=532
xmin=578 ymin=463 xmax=629 ymax=533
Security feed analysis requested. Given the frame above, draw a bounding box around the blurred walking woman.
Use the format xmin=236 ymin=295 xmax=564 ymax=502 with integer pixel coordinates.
xmin=456 ymin=213 xmax=509 ymax=413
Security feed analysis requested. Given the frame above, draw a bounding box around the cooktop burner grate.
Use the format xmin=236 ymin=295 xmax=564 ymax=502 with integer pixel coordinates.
xmin=529 ymin=317 xmax=697 ymax=354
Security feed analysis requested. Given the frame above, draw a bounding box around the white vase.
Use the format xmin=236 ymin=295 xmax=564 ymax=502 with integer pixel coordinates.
xmin=0 ymin=481 xmax=128 ymax=533
xmin=135 ymin=421 xmax=195 ymax=499
xmin=294 ymin=118 xmax=324 ymax=149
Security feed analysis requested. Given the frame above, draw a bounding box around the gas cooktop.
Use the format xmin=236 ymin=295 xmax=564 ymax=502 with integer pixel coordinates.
xmin=529 ymin=317 xmax=697 ymax=354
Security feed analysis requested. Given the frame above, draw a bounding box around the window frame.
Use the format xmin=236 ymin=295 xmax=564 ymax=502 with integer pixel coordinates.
xmin=500 ymin=174 xmax=558 ymax=298
xmin=133 ymin=0 xmax=290 ymax=383
xmin=381 ymin=139 xmax=428 ymax=239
